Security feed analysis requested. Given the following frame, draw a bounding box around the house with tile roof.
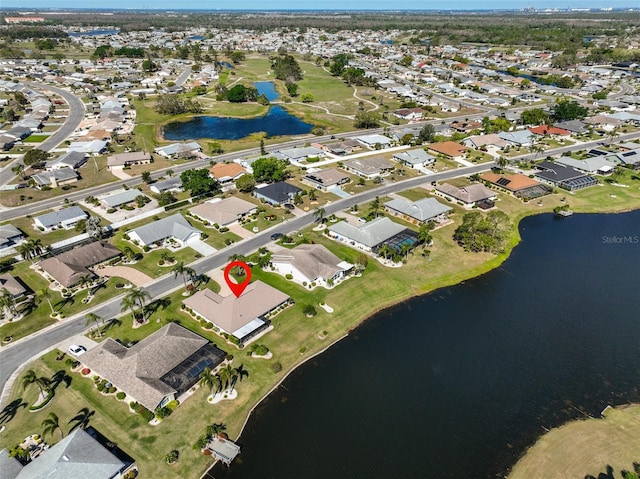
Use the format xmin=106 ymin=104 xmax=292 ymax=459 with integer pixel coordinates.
xmin=427 ymin=141 xmax=468 ymax=159
xmin=480 ymin=172 xmax=552 ymax=200
xmin=434 ymin=183 xmax=497 ymax=208
xmin=209 ymin=162 xmax=247 ymax=186
xmin=302 ymin=168 xmax=351 ymax=191
xmin=342 ymin=156 xmax=394 ymax=179
xmin=80 ymin=323 xmax=226 ymax=411
xmin=183 ymin=281 xmax=290 ymax=343
xmin=384 ymin=197 xmax=452 ymax=225
xmin=392 ymin=149 xmax=436 ymax=169
xmin=189 ymin=197 xmax=257 ymax=227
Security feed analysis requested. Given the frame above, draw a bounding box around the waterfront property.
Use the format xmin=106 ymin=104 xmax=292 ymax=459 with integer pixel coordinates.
xmin=127 ymin=214 xmax=201 ymax=248
xmin=302 ymin=168 xmax=350 ymax=191
xmin=554 ymin=156 xmax=617 ymax=176
xmin=327 ymin=216 xmax=416 ymax=255
xmin=270 ymin=244 xmax=354 ymax=288
xmin=206 ymin=436 xmax=241 ymax=466
xmin=254 ymin=182 xmax=302 ymax=206
xmin=434 ymin=182 xmax=497 ymax=208
xmin=33 ymin=206 xmax=88 ymax=232
xmin=480 ymin=173 xmax=552 ymax=200
xmin=534 ymin=161 xmax=598 ymax=191
xmin=182 ymin=281 xmax=290 ymax=344
xmin=0 ymin=427 xmax=135 ymax=479
xmin=384 ymin=197 xmax=452 ymax=225
xmin=189 ymin=197 xmax=257 ymax=227
xmin=38 ymin=241 xmax=121 ymax=288
xmin=80 ymin=323 xmax=226 ymax=411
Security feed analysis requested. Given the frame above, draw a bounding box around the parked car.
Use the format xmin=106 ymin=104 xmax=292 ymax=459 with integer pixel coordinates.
xmin=270 ymin=232 xmax=283 ymax=241
xmin=68 ymin=344 xmax=87 ymax=356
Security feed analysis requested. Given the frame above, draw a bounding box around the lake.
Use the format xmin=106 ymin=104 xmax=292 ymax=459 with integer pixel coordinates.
xmin=209 ymin=211 xmax=640 ymax=479
xmin=163 ymin=105 xmax=313 ymax=141
xmin=255 ymin=82 xmax=280 ymax=101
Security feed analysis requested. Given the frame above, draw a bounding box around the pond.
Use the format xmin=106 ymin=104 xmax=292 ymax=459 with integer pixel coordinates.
xmin=163 ymin=106 xmax=313 ymax=141
xmin=254 ymin=81 xmax=279 ymax=101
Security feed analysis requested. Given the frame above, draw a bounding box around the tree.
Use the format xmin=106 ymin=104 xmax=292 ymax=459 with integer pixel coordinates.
xmin=121 ymin=287 xmax=151 ymax=321
xmin=0 ymin=288 xmax=17 ymax=318
xmin=235 ymin=173 xmax=256 ymax=193
xmin=218 ymin=363 xmax=239 ymax=392
xmin=3 ymin=108 xmax=17 ymax=122
xmin=252 ymin=157 xmax=289 ymax=183
xmin=85 ymin=312 xmax=102 ymax=337
xmin=368 ymin=196 xmax=381 ymax=218
xmin=23 ymin=149 xmax=49 ymax=168
xmin=354 ymin=111 xmax=381 ymax=129
xmin=417 ymin=223 xmax=433 ymax=247
xmin=122 ymin=246 xmax=137 ymax=262
xmin=520 ymin=108 xmax=550 ymax=126
xmin=377 ymin=244 xmax=394 ymax=260
xmin=199 ymin=367 xmax=222 ymax=398
xmin=11 ymin=163 xmax=25 ymax=180
xmin=21 ymin=369 xmax=50 ymax=399
xmin=301 ymin=93 xmax=314 ymax=103
xmin=496 ymin=156 xmax=509 ymax=172
xmin=141 ymin=171 xmax=152 ymax=184
xmin=156 ymin=191 xmax=177 ymax=206
xmin=172 ymin=261 xmax=196 ymax=290
xmin=83 ymin=216 xmax=104 ymax=239
xmin=41 ymin=412 xmax=64 ymax=440
xmin=302 ymin=304 xmax=317 ymax=317
xmin=453 ymin=210 xmax=511 ymax=254
xmin=419 ymin=124 xmax=435 ymax=145
xmin=230 ymin=50 xmax=246 ymax=64
xmin=271 ymin=54 xmax=303 ymax=82
xmin=313 ymin=207 xmax=326 ymax=224
xmin=180 ymin=169 xmax=221 ymax=197
xmin=225 ymin=84 xmax=258 ymax=103
xmin=208 ymin=142 xmax=224 ymax=154
xmin=329 ymin=53 xmax=349 ymax=76
xmin=552 ymin=99 xmax=588 ymax=122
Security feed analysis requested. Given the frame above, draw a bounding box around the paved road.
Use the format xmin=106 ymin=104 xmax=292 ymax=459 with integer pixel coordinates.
xmin=174 ymin=66 xmax=192 ymax=87
xmin=0 ymin=84 xmax=86 ymax=187
xmin=0 ymin=161 xmax=492 ymax=407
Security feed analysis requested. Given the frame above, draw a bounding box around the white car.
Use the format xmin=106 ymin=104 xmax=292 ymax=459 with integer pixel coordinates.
xmin=68 ymin=344 xmax=87 ymax=357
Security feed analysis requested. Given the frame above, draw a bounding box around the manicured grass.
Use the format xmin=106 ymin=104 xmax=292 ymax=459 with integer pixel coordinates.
xmin=22 ymin=135 xmax=49 ymax=143
xmin=509 ymin=404 xmax=640 ymax=479
xmin=3 ymin=208 xmax=93 ymax=247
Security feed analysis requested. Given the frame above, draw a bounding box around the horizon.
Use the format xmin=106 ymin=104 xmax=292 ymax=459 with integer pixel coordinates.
xmin=1 ymin=3 xmax=639 ymax=12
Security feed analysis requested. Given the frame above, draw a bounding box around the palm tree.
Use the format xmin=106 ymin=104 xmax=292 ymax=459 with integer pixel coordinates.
xmin=496 ymin=156 xmax=509 ymax=173
xmin=377 ymin=244 xmax=393 ymax=260
xmin=85 ymin=312 xmax=102 ymax=337
xmin=160 ymin=251 xmax=173 ymax=264
xmin=21 ymin=369 xmax=50 ymax=399
xmin=36 ymin=288 xmax=55 ymax=315
xmin=122 ymin=246 xmax=136 ymax=262
xmin=399 ymin=243 xmax=412 ymax=260
xmin=208 ymin=422 xmax=227 ymax=439
xmin=76 ymin=274 xmax=93 ymax=290
xmin=218 ymin=364 xmax=238 ymax=393
xmin=122 ymin=287 xmax=151 ymax=321
xmin=11 ymin=163 xmax=25 ymax=180
xmin=26 ymin=239 xmax=44 ymax=260
xmin=0 ymin=288 xmax=17 ymax=318
xmin=313 ymin=207 xmax=326 ymax=224
xmin=417 ymin=223 xmax=433 ymax=246
xmin=368 ymin=196 xmax=381 ymax=218
xmin=199 ymin=367 xmax=222 ymax=399
xmin=41 ymin=412 xmax=64 ymax=440
xmin=172 ymin=261 xmax=194 ymax=290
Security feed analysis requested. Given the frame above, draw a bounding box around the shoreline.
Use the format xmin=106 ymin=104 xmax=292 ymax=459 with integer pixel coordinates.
xmin=208 ymin=206 xmax=640 ymax=478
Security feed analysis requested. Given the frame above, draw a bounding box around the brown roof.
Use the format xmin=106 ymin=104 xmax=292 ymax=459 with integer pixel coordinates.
xmin=0 ymin=274 xmax=28 ymax=297
xmin=189 ymin=197 xmax=257 ymax=226
xmin=183 ymin=280 xmax=289 ymax=336
xmin=209 ymin=163 xmax=246 ymax=181
xmin=435 ymin=183 xmax=495 ymax=204
xmin=39 ymin=241 xmax=121 ymax=288
xmin=480 ymin=173 xmax=542 ymax=192
xmin=107 ymin=151 xmax=151 ymax=167
xmin=428 ymin=141 xmax=468 ymax=158
xmin=81 ymin=323 xmax=216 ymax=411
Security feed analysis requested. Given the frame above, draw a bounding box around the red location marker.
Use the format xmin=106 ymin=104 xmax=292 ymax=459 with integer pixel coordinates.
xmin=224 ymin=260 xmax=252 ymax=298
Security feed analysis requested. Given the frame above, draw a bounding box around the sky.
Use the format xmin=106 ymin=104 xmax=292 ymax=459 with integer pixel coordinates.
xmin=1 ymin=0 xmax=637 ymax=10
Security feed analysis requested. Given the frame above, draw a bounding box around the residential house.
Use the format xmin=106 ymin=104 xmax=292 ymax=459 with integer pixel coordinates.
xmin=384 ymin=197 xmax=452 ymax=225
xmin=342 ymin=156 xmax=394 ymax=179
xmin=302 ymin=168 xmax=350 ymax=191
xmin=150 ymin=176 xmax=183 ymax=194
xmin=38 ymin=241 xmax=121 ymax=288
xmin=0 ymin=273 xmax=28 ymax=300
xmin=323 ymin=139 xmax=361 ymax=156
xmin=605 ymin=148 xmax=640 ymax=170
xmin=355 ymin=134 xmax=393 ymax=149
xmin=480 ymin=172 xmax=552 ymax=200
xmin=127 ymin=214 xmax=200 ymax=248
xmin=67 ymin=140 xmax=108 ymax=155
xmin=534 ymin=160 xmax=598 ymax=191
xmin=254 ymin=182 xmax=302 ymax=206
xmin=101 ymin=189 xmax=147 ymax=209
xmin=528 ymin=125 xmax=571 ymax=137
xmin=209 ymin=162 xmax=247 ymax=186
xmin=107 ymin=151 xmax=152 ymax=170
xmin=392 ymin=149 xmax=436 ymax=169
xmin=498 ymin=130 xmax=534 ymax=147
xmin=45 ymin=151 xmax=87 ymax=170
xmin=33 ymin=206 xmax=88 ymax=232
xmin=554 ymin=120 xmax=588 ymax=134
xmin=189 ymin=197 xmax=257 ymax=227
xmin=270 ymin=244 xmax=354 ymax=287
xmin=0 ymin=428 xmax=134 ymax=479
xmin=555 ymin=156 xmax=617 ymax=175
xmin=391 ymin=126 xmax=422 ymax=143
xmin=393 ymin=107 xmax=424 ymax=121
xmin=450 ymin=120 xmax=482 ymax=133
xmin=327 ymin=216 xmax=417 ymax=253
xmin=154 ymin=142 xmax=202 ymax=159
xmin=434 ymin=182 xmax=497 ymax=208
xmin=0 ymin=224 xmax=25 ymax=250
xmin=80 ymin=323 xmax=226 ymax=411
xmin=428 ymin=141 xmax=468 ymax=159
xmin=462 ymin=134 xmax=509 ymax=149
xmin=277 ymin=146 xmax=325 ymax=162
xmin=30 ymin=169 xmax=80 ymax=189
xmin=183 ymin=281 xmax=290 ymax=343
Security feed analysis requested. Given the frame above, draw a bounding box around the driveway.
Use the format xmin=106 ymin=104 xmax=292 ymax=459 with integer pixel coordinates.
xmin=97 ymin=266 xmax=153 ymax=287
xmin=228 ymin=223 xmax=254 ymax=240
xmin=187 ymin=238 xmax=217 ymax=256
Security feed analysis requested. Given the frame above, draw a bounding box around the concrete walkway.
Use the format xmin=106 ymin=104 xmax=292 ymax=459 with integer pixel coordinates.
xmin=97 ymin=266 xmax=153 ymax=286
xmin=186 ymin=238 xmax=217 ymax=256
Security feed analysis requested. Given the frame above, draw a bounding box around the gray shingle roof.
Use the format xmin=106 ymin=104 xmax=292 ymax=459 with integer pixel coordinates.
xmin=31 ymin=168 xmax=80 ymax=187
xmin=435 ymin=183 xmax=495 ymax=204
xmin=128 ymin=214 xmax=199 ymax=246
xmin=34 ymin=206 xmax=88 ymax=229
xmin=384 ymin=197 xmax=452 ymax=222
xmin=392 ymin=148 xmax=436 ymax=165
xmin=328 ymin=217 xmax=407 ymax=249
xmin=101 ymin=189 xmax=144 ymax=208
xmin=13 ymin=428 xmax=124 ymax=479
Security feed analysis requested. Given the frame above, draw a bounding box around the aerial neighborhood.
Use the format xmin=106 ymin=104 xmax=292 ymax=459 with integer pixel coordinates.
xmin=0 ymin=8 xmax=639 ymax=479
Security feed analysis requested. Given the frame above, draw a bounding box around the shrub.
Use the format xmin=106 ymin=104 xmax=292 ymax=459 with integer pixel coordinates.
xmin=219 ymin=226 xmax=229 ymax=233
xmin=155 ymin=406 xmax=172 ymax=419
xmin=299 ymin=346 xmax=306 ymax=354
xmin=252 ymin=344 xmax=269 ymax=356
xmin=131 ymin=402 xmax=155 ymax=422
xmin=285 ymin=273 xmax=293 ymax=280
xmin=81 ymin=368 xmax=91 ymax=375
xmin=165 ymin=449 xmax=179 ymax=464
xmin=302 ymin=304 xmax=317 ymax=317
xmin=108 ymin=386 xmax=117 ymax=394
xmin=271 ymin=362 xmax=283 ymax=373
xmin=225 ymin=353 xmax=234 ymax=361
xmin=116 ymin=392 xmax=126 ymax=400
